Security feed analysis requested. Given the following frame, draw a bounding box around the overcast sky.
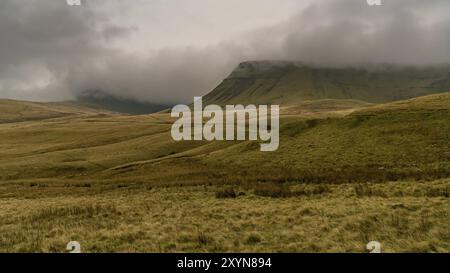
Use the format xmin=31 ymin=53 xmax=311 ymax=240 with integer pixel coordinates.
xmin=1 ymin=0 xmax=450 ymax=104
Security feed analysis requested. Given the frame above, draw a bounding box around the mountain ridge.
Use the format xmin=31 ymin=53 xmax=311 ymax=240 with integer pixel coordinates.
xmin=203 ymin=61 xmax=450 ymax=106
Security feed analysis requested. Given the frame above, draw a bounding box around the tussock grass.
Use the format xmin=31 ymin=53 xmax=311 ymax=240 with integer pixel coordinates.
xmin=215 ymin=188 xmax=237 ymax=199
xmin=253 ymin=183 xmax=330 ymax=198
xmin=0 ymin=179 xmax=448 ymax=252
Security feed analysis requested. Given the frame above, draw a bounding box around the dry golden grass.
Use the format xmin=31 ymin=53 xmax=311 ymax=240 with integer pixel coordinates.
xmin=0 ymin=179 xmax=448 ymax=253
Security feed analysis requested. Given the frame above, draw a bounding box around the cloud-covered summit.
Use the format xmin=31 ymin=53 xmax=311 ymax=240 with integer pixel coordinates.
xmin=1 ymin=0 xmax=449 ymax=104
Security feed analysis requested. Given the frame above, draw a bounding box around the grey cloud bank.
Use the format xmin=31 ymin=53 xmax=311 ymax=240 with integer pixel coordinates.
xmin=0 ymin=0 xmax=449 ymax=104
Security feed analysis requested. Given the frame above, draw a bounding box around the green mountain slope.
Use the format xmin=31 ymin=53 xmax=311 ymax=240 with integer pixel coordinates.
xmin=203 ymin=61 xmax=450 ymax=105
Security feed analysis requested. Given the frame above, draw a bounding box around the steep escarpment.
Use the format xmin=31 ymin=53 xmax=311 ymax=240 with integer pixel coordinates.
xmin=203 ymin=61 xmax=450 ymax=105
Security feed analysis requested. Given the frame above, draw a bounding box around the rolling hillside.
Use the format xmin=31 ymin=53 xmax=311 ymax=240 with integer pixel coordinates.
xmin=98 ymin=92 xmax=449 ymax=185
xmin=0 ymin=92 xmax=448 ymax=184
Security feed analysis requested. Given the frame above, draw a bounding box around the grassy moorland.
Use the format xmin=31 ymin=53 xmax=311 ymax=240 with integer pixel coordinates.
xmin=0 ymin=179 xmax=448 ymax=253
xmin=0 ymin=92 xmax=449 ymax=252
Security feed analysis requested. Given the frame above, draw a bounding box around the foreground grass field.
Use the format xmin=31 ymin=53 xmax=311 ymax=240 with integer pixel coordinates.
xmin=0 ymin=179 xmax=448 ymax=252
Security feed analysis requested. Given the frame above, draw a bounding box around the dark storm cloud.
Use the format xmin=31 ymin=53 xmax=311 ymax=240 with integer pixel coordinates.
xmin=0 ymin=0 xmax=450 ymax=103
xmin=0 ymin=0 xmax=127 ymax=101
xmin=66 ymin=44 xmax=245 ymax=104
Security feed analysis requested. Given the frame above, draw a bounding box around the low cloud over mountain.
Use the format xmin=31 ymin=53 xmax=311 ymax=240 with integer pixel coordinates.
xmin=1 ymin=0 xmax=450 ymax=104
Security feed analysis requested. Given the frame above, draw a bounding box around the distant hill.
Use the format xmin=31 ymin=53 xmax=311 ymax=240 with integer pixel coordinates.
xmin=0 ymin=90 xmax=170 ymax=124
xmin=0 ymin=99 xmax=115 ymax=123
xmin=203 ymin=61 xmax=450 ymax=105
xmin=76 ymin=90 xmax=170 ymax=115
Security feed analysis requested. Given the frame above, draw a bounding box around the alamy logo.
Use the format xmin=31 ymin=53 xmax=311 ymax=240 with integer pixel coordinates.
xmin=171 ymin=97 xmax=279 ymax=151
xmin=66 ymin=0 xmax=82 ymax=6
xmin=367 ymin=0 xmax=382 ymax=6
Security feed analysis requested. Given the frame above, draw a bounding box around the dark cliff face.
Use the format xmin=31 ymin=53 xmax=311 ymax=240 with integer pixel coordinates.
xmin=203 ymin=61 xmax=450 ymax=106
xmin=228 ymin=61 xmax=301 ymax=78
